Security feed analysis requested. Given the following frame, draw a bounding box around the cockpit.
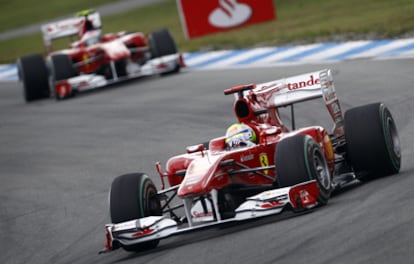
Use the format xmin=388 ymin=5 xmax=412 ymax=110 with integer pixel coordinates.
xmin=80 ymin=29 xmax=102 ymax=46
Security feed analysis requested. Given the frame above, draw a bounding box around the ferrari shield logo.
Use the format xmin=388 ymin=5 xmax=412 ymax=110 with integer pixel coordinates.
xmin=259 ymin=153 xmax=269 ymax=174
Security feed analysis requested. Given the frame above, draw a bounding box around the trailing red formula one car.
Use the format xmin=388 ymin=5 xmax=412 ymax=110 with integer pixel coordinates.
xmin=17 ymin=10 xmax=184 ymax=102
xmin=100 ymin=69 xmax=401 ymax=253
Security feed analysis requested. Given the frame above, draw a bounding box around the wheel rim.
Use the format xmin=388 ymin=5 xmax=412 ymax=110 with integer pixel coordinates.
xmin=313 ymin=148 xmax=331 ymax=190
xmin=147 ymin=188 xmax=161 ymax=215
xmin=386 ymin=116 xmax=401 ymax=160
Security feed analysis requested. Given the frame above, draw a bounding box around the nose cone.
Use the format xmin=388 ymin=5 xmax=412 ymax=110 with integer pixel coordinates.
xmin=177 ymin=154 xmax=229 ymax=197
xmin=177 ymin=157 xmax=212 ymax=197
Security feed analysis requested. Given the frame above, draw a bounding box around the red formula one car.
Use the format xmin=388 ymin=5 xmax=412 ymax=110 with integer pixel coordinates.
xmin=100 ymin=69 xmax=401 ymax=253
xmin=17 ymin=10 xmax=184 ymax=102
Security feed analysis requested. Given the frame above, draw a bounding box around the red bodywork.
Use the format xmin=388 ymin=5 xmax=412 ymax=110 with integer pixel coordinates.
xmin=40 ymin=11 xmax=184 ymax=100
xmin=157 ymin=70 xmax=340 ymax=198
xmin=43 ymin=12 xmax=149 ymax=72
xmin=101 ymin=69 xmax=346 ymax=253
xmin=54 ymin=32 xmax=148 ymax=75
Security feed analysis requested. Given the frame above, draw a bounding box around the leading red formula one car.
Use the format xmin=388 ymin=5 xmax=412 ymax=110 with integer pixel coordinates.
xmin=100 ymin=69 xmax=401 ymax=253
xmin=17 ymin=10 xmax=184 ymax=102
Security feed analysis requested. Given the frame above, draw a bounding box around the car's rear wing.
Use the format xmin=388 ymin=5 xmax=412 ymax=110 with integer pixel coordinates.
xmin=258 ymin=69 xmax=344 ymax=135
xmin=251 ymin=69 xmax=331 ymax=106
xmin=225 ymin=69 xmax=344 ymax=135
xmin=41 ymin=11 xmax=101 ymax=53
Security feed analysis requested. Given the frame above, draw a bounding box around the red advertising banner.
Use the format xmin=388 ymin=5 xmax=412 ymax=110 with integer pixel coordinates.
xmin=177 ymin=0 xmax=277 ymax=39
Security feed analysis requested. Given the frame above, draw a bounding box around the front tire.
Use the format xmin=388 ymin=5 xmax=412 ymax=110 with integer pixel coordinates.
xmin=344 ymin=103 xmax=401 ymax=181
xmin=110 ymin=173 xmax=162 ymax=251
xmin=275 ymin=134 xmax=332 ymax=205
xmin=50 ymin=54 xmax=78 ymax=100
xmin=50 ymin=54 xmax=77 ymax=81
xmin=17 ymin=54 xmax=50 ymax=102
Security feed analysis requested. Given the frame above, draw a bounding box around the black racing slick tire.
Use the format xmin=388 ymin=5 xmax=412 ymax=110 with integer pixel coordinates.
xmin=110 ymin=173 xmax=162 ymax=251
xmin=149 ymin=29 xmax=180 ymax=74
xmin=50 ymin=54 xmax=77 ymax=82
xmin=17 ymin=54 xmax=50 ymax=102
xmin=50 ymin=54 xmax=78 ymax=100
xmin=344 ymin=102 xmax=401 ymax=181
xmin=149 ymin=29 xmax=178 ymax=58
xmin=275 ymin=134 xmax=332 ymax=205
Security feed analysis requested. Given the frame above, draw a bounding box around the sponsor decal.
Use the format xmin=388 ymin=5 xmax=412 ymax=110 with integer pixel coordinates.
xmin=322 ymin=84 xmax=336 ymax=102
xmin=299 ymin=190 xmax=312 ymax=204
xmin=258 ymin=83 xmax=286 ymax=94
xmin=132 ymin=226 xmax=154 ymax=237
xmin=261 ymin=200 xmax=283 ymax=209
xmin=287 ymin=75 xmax=320 ymax=90
xmin=209 ymin=0 xmax=252 ymax=28
xmin=177 ymin=0 xmax=276 ymax=39
xmin=241 ymin=153 xmax=254 ymax=162
xmin=192 ymin=211 xmax=214 ymax=218
xmin=259 ymin=153 xmax=269 ymax=174
xmin=191 ymin=199 xmax=214 ymax=222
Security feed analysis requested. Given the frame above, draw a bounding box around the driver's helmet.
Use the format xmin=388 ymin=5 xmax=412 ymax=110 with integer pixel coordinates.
xmin=225 ymin=123 xmax=256 ymax=149
xmin=81 ymin=29 xmax=101 ymax=46
xmin=76 ymin=9 xmax=96 ymax=17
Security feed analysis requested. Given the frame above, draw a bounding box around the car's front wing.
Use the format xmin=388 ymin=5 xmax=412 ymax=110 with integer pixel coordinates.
xmin=100 ymin=180 xmax=319 ymax=253
xmin=55 ymin=53 xmax=183 ymax=99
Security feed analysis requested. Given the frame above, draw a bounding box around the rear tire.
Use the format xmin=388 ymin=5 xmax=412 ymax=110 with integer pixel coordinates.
xmin=275 ymin=134 xmax=331 ymax=205
xmin=344 ymin=103 xmax=401 ymax=181
xmin=149 ymin=29 xmax=180 ymax=74
xmin=110 ymin=173 xmax=162 ymax=251
xmin=149 ymin=29 xmax=178 ymax=58
xmin=17 ymin=54 xmax=50 ymax=102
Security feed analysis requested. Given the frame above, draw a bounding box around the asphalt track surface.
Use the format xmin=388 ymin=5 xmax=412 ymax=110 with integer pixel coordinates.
xmin=1 ymin=59 xmax=414 ymax=264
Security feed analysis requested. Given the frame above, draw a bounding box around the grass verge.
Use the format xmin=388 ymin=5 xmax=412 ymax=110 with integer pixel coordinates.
xmin=1 ymin=0 xmax=414 ymax=63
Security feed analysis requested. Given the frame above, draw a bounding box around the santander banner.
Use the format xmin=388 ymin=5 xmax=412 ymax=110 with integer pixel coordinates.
xmin=177 ymin=0 xmax=276 ymax=39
